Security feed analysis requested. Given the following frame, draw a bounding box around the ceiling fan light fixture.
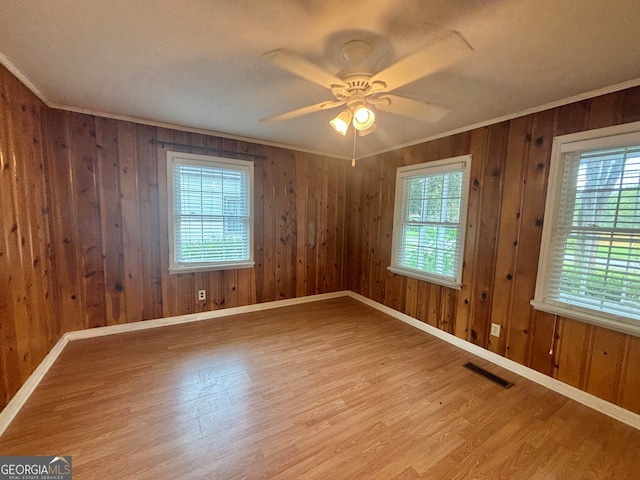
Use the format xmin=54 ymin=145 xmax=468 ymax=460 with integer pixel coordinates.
xmin=330 ymin=110 xmax=353 ymax=136
xmin=358 ymin=123 xmax=377 ymax=137
xmin=352 ymin=105 xmax=375 ymax=131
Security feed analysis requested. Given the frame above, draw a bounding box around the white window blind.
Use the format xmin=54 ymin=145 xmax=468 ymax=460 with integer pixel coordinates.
xmin=167 ymin=152 xmax=254 ymax=273
xmin=533 ymin=123 xmax=640 ymax=335
xmin=388 ymin=155 xmax=471 ymax=289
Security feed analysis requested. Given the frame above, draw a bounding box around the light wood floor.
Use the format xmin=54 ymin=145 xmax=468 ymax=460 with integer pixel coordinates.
xmin=1 ymin=297 xmax=639 ymax=479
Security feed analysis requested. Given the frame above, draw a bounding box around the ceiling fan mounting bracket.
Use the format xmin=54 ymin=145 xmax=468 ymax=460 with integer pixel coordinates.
xmin=341 ymin=40 xmax=372 ymax=67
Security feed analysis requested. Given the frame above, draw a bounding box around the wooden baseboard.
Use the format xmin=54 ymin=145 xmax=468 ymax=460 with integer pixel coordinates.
xmin=348 ymin=291 xmax=640 ymax=431
xmin=66 ymin=291 xmax=350 ymax=341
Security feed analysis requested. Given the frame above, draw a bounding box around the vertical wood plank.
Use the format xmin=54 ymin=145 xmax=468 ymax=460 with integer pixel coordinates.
xmin=619 ymin=336 xmax=640 ymax=414
xmin=157 ymin=127 xmax=176 ymax=317
xmin=489 ymin=116 xmax=531 ymax=354
xmin=274 ymin=148 xmax=295 ymax=299
xmin=586 ymin=92 xmax=622 ymax=129
xmin=347 ymin=156 xmax=362 ymax=293
xmin=0 ymin=69 xmax=18 ymax=406
xmin=585 ymin=328 xmax=626 ymax=403
xmin=454 ymin=128 xmax=488 ymax=341
xmin=317 ymin=158 xmax=329 ymax=293
xmin=135 ymin=124 xmax=162 ymax=320
xmin=96 ymin=118 xmax=125 ymax=326
xmin=252 ymin=149 xmax=266 ymax=303
xmin=427 ymin=284 xmax=439 ymax=327
xmin=404 ymin=278 xmax=419 ymax=318
xmin=441 ymin=289 xmax=457 ymax=335
xmin=210 ymin=271 xmax=225 ymax=310
xmin=178 ymin=273 xmax=195 ymax=315
xmin=223 ymin=270 xmax=239 ymax=309
xmin=321 ymin=159 xmax=335 ymax=293
xmin=295 ymin=152 xmax=309 ymax=297
xmin=305 ymin=154 xmax=319 ymax=295
xmin=555 ymin=317 xmax=589 ymax=388
xmin=41 ymin=110 xmax=85 ymax=334
xmin=69 ymin=113 xmax=106 ymax=328
xmin=621 ymin=87 xmax=640 ymax=124
xmin=381 ymin=151 xmax=402 ymax=310
xmin=261 ymin=155 xmax=276 ymax=301
xmin=505 ymin=108 xmax=555 ymax=364
xmin=416 ymin=281 xmax=430 ymax=324
xmin=236 ymin=268 xmax=252 ymax=307
xmin=117 ymin=121 xmax=144 ymax=323
xmin=528 ymin=311 xmax=557 ymax=376
xmin=335 ymin=159 xmax=348 ymax=290
xmin=469 ymin=121 xmax=509 ymax=348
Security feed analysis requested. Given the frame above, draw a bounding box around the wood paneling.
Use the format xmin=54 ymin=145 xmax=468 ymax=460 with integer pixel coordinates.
xmin=0 ymin=65 xmax=347 ymax=408
xmin=1 ymin=66 xmax=55 ymax=403
xmin=346 ymin=87 xmax=640 ymax=415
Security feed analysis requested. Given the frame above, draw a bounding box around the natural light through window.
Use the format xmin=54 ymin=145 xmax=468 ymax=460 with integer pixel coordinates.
xmin=389 ymin=155 xmax=471 ymax=289
xmin=532 ymin=123 xmax=640 ymax=335
xmin=167 ymin=152 xmax=254 ymax=273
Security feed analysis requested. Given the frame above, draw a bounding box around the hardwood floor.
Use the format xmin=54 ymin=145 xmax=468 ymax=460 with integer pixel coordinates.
xmin=1 ymin=297 xmax=639 ymax=479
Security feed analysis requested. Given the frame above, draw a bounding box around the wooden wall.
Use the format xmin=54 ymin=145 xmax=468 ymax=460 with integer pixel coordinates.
xmin=0 ymin=65 xmax=348 ymax=408
xmin=346 ymin=86 xmax=640 ymax=415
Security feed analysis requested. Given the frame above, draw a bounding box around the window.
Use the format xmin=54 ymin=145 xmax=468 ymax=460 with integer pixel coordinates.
xmin=167 ymin=151 xmax=254 ymax=273
xmin=388 ymin=155 xmax=471 ymax=289
xmin=532 ymin=122 xmax=640 ymax=336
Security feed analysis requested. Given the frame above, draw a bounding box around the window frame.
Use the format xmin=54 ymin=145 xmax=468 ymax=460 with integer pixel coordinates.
xmin=166 ymin=151 xmax=255 ymax=274
xmin=388 ymin=155 xmax=472 ymax=289
xmin=532 ymin=121 xmax=640 ymax=337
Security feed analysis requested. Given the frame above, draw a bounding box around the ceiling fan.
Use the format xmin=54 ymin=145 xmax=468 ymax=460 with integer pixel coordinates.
xmin=262 ymin=30 xmax=473 ymax=137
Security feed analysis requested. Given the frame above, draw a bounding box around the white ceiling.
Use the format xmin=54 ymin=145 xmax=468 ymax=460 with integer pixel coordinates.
xmin=1 ymin=0 xmax=640 ymax=159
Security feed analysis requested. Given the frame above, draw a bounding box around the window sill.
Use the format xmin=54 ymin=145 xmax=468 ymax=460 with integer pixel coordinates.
xmin=530 ymin=299 xmax=640 ymax=337
xmin=169 ymin=261 xmax=255 ymax=274
xmin=387 ymin=266 xmax=462 ymax=290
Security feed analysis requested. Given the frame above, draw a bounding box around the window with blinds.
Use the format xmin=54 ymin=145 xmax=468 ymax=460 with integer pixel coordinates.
xmin=166 ymin=152 xmax=254 ymax=273
xmin=532 ymin=124 xmax=640 ymax=335
xmin=388 ymin=155 xmax=471 ymax=289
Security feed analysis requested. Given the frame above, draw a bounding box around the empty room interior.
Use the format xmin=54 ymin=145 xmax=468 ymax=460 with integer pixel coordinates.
xmin=1 ymin=1 xmax=640 ymax=478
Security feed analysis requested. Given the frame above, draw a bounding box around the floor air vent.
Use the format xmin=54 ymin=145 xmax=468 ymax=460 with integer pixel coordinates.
xmin=463 ymin=362 xmax=514 ymax=389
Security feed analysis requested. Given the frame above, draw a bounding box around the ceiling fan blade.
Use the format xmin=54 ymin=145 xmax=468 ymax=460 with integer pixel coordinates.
xmin=370 ymin=94 xmax=449 ymax=122
xmin=261 ymin=99 xmax=345 ymax=124
xmin=265 ymin=49 xmax=347 ymax=89
xmin=370 ymin=30 xmax=472 ymax=92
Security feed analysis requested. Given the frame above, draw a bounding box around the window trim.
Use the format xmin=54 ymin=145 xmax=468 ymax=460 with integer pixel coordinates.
xmin=388 ymin=155 xmax=472 ymax=290
xmin=531 ymin=121 xmax=640 ymax=337
xmin=166 ymin=151 xmax=255 ymax=274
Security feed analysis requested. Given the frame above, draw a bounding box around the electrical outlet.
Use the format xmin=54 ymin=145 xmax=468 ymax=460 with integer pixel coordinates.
xmin=490 ymin=323 xmax=501 ymax=337
xmin=198 ymin=290 xmax=206 ymax=301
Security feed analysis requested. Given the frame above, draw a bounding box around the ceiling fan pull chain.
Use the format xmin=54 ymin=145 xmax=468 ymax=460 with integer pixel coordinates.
xmin=352 ymin=127 xmax=357 ymax=167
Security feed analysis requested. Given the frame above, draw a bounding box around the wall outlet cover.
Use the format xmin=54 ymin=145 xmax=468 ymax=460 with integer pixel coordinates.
xmin=490 ymin=323 xmax=501 ymax=337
